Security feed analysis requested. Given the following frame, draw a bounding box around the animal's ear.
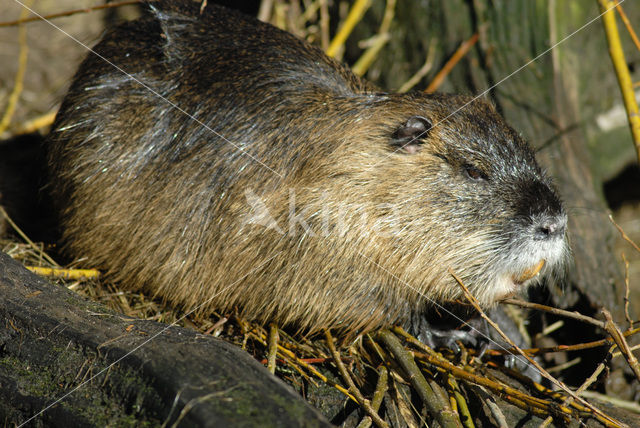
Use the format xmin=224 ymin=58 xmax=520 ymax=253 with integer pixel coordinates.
xmin=391 ymin=116 xmax=432 ymax=154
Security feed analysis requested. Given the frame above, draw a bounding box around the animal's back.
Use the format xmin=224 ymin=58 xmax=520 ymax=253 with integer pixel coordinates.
xmin=48 ymin=1 xmax=381 ymax=330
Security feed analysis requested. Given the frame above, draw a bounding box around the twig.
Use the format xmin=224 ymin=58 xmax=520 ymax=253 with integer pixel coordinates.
xmin=487 ymin=326 xmax=640 ymax=356
xmin=326 ymin=0 xmax=371 ymax=58
xmin=491 ymin=360 xmax=618 ymax=424
xmin=259 ymin=357 xmax=340 ymax=365
xmin=398 ymin=38 xmax=438 ymax=93
xmin=503 ymin=298 xmax=605 ymax=328
xmin=580 ymin=390 xmax=640 ymax=414
xmin=0 ymin=0 xmax=144 ymax=27
xmin=388 ymin=374 xmax=420 ymax=426
xmin=370 ymin=366 xmax=388 ymax=413
xmin=473 ymin=386 xmax=508 ymax=428
xmin=319 ymin=0 xmax=330 ymax=52
xmin=450 ymin=270 xmax=627 ymax=428
xmin=297 ymin=0 xmax=320 ymax=27
xmin=614 ymin=1 xmax=640 ymax=52
xmin=196 ymin=0 xmax=206 ymax=15
xmin=393 ymin=327 xmax=570 ymax=422
xmin=419 ymin=352 xmax=567 ymax=420
xmin=355 ymin=366 xmax=389 ymax=428
xmin=257 ymin=0 xmax=273 ymax=22
xmin=425 ymin=33 xmax=479 ymax=93
xmin=351 ymin=0 xmax=396 ymax=76
xmin=598 ymin=0 xmax=640 ymax=163
xmin=325 ymin=330 xmax=388 ymax=428
xmin=447 ymin=376 xmax=474 ymax=428
xmin=610 ymin=214 xmax=640 ymax=253
xmin=0 ymin=207 xmax=58 ymax=267
xmin=622 ymin=253 xmax=634 ymax=329
xmin=15 ymin=110 xmax=56 ymax=134
xmin=351 ymin=34 xmax=390 ymax=77
xmin=540 ymin=320 xmax=564 ymax=336
xmin=26 ymin=266 xmax=100 ymax=281
xmin=203 ymin=316 xmax=227 ymax=336
xmin=545 ymin=357 xmax=581 ymax=374
xmin=612 ymin=343 xmax=640 ymax=359
xmin=377 ymin=329 xmax=462 ymax=428
xmin=239 ymin=322 xmax=356 ymax=401
xmin=602 ymin=309 xmax=640 ymax=383
xmin=0 ymin=1 xmax=31 ymax=135
xmin=576 ymin=344 xmax=616 ymax=395
xmin=540 ymin=344 xmax=616 ymax=428
xmin=267 ymin=323 xmax=278 ymax=374
xmin=271 ymin=2 xmax=286 ymax=30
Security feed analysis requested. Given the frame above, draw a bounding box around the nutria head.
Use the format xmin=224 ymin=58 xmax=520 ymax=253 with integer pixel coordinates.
xmin=233 ymin=92 xmax=568 ymax=332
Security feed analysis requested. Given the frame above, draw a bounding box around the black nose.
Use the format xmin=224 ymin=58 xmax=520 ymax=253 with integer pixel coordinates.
xmin=534 ymin=214 xmax=567 ymax=240
xmin=513 ymin=178 xmax=567 ymax=241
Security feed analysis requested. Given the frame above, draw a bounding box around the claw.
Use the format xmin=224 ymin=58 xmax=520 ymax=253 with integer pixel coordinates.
xmin=407 ymin=306 xmax=544 ymax=384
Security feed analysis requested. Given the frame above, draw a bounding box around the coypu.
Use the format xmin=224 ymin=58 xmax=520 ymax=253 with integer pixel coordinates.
xmin=47 ymin=0 xmax=568 ymax=335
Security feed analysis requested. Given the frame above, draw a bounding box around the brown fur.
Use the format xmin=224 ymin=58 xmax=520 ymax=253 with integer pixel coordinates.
xmin=47 ymin=1 xmax=568 ymax=334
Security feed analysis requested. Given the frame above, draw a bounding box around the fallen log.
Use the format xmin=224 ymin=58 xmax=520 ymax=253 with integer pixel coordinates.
xmin=0 ymin=251 xmax=330 ymax=427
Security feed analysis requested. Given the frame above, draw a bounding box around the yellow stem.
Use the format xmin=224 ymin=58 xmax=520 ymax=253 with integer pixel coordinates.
xmin=26 ymin=266 xmax=101 ymax=280
xmin=326 ymin=0 xmax=370 ymax=58
xmin=0 ymin=2 xmax=31 ymax=134
xmin=598 ymin=0 xmax=640 ymax=164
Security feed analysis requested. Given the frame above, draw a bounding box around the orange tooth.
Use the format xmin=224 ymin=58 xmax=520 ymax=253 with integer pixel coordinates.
xmin=514 ymin=259 xmax=546 ymax=284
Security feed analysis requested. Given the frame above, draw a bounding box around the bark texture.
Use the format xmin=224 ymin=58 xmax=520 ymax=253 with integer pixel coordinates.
xmin=0 ymin=251 xmax=330 ymax=428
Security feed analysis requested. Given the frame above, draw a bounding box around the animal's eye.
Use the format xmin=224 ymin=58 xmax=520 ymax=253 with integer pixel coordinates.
xmin=463 ymin=164 xmax=487 ymax=181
